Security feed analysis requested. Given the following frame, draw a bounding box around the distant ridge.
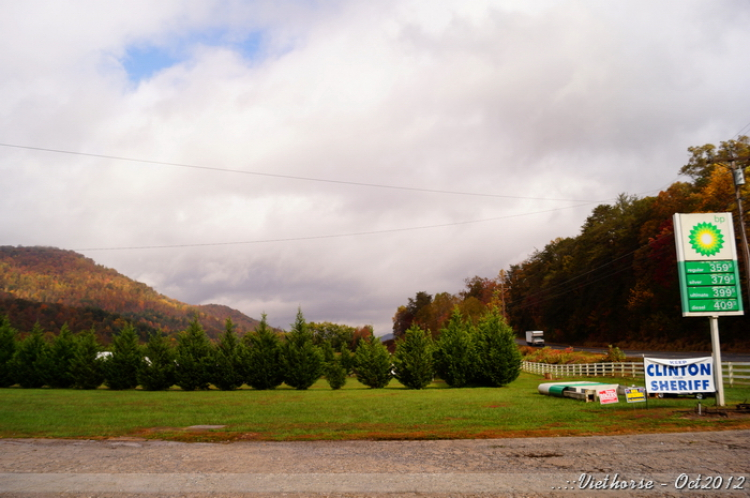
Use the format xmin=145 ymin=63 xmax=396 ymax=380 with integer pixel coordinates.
xmin=0 ymin=246 xmax=261 ymax=341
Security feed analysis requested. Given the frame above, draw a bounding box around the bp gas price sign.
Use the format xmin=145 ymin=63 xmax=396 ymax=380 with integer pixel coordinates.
xmin=673 ymin=213 xmax=744 ymax=317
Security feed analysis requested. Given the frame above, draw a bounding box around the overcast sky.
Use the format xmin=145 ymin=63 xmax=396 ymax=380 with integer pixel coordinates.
xmin=2 ymin=1 xmax=750 ymax=334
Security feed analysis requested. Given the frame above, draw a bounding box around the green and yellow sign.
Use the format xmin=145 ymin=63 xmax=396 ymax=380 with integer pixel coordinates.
xmin=674 ymin=213 xmax=744 ymax=317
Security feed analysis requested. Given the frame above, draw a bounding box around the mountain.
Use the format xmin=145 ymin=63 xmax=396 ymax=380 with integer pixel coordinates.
xmin=0 ymin=246 xmax=261 ymax=342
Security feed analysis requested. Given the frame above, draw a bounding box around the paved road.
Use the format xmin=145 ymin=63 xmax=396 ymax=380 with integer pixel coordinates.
xmin=1 ymin=431 xmax=749 ymax=497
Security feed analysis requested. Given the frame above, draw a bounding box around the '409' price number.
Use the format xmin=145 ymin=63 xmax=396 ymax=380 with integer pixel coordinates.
xmin=713 ymin=300 xmax=738 ymax=310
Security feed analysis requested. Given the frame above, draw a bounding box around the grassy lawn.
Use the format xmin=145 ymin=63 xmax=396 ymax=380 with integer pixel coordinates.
xmin=1 ymin=373 xmax=749 ymax=441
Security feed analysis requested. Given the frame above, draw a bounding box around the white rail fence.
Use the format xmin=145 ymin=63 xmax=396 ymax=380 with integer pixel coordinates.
xmin=522 ymin=361 xmax=750 ymax=387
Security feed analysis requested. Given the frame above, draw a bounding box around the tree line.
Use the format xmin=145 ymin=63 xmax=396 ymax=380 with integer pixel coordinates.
xmin=506 ymin=136 xmax=750 ymax=350
xmin=391 ymin=136 xmax=750 ymax=351
xmin=392 ymin=274 xmax=507 ymax=339
xmin=0 ymin=306 xmax=521 ymax=391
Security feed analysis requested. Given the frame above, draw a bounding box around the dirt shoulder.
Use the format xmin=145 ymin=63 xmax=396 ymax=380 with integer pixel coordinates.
xmin=1 ymin=430 xmax=749 ymax=497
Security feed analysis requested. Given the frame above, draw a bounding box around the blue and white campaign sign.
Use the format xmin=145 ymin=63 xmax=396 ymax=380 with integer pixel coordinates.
xmin=644 ymin=357 xmax=715 ymax=394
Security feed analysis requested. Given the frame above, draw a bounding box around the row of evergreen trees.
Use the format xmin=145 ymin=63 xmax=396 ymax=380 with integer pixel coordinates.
xmin=0 ymin=307 xmax=521 ymax=391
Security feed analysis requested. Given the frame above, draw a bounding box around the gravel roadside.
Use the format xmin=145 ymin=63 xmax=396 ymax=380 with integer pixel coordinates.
xmin=1 ymin=430 xmax=749 ymax=497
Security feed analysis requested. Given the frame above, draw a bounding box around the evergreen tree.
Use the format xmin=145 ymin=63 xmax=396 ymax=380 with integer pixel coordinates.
xmin=320 ymin=340 xmax=336 ymax=363
xmin=243 ymin=314 xmax=285 ymax=390
xmin=319 ymin=340 xmax=347 ymax=389
xmin=70 ymin=328 xmax=105 ymax=389
xmin=353 ymin=335 xmax=392 ymax=388
xmin=44 ymin=323 xmax=77 ymax=388
xmin=213 ymin=318 xmax=245 ymax=391
xmin=10 ymin=323 xmax=49 ymax=388
xmin=137 ymin=333 xmax=176 ymax=391
xmin=433 ymin=308 xmax=476 ymax=387
xmin=338 ymin=344 xmax=354 ymax=375
xmin=323 ymin=358 xmax=347 ymax=390
xmin=474 ymin=308 xmax=521 ymax=387
xmin=174 ymin=316 xmax=214 ymax=391
xmin=281 ymin=309 xmax=323 ymax=390
xmin=103 ymin=323 xmax=143 ymax=390
xmin=0 ymin=315 xmax=17 ymax=387
xmin=393 ymin=325 xmax=434 ymax=389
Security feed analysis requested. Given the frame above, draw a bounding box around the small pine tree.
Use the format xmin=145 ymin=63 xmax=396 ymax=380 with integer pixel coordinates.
xmin=70 ymin=328 xmax=105 ymax=389
xmin=281 ymin=309 xmax=323 ymax=390
xmin=0 ymin=315 xmax=17 ymax=387
xmin=243 ymin=314 xmax=285 ymax=390
xmin=393 ymin=325 xmax=434 ymax=389
xmin=213 ymin=319 xmax=245 ymax=391
xmin=103 ymin=323 xmax=143 ymax=390
xmin=338 ymin=344 xmax=354 ymax=375
xmin=323 ymin=359 xmax=347 ymax=390
xmin=473 ymin=307 xmax=521 ymax=387
xmin=353 ymin=335 xmax=392 ymax=388
xmin=433 ymin=308 xmax=476 ymax=387
xmin=320 ymin=341 xmax=336 ymax=363
xmin=137 ymin=333 xmax=176 ymax=391
xmin=44 ymin=324 xmax=77 ymax=388
xmin=174 ymin=316 xmax=214 ymax=391
xmin=320 ymin=339 xmax=347 ymax=389
xmin=10 ymin=323 xmax=49 ymax=388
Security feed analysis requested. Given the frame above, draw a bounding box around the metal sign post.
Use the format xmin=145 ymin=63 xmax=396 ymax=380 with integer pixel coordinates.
xmin=674 ymin=212 xmax=744 ymax=406
xmin=709 ymin=317 xmax=725 ymax=406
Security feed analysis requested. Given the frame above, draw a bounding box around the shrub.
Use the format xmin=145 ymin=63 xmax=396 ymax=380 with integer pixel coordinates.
xmin=339 ymin=345 xmax=354 ymax=375
xmin=213 ymin=319 xmax=245 ymax=391
xmin=323 ymin=359 xmax=348 ymax=390
xmin=43 ymin=324 xmax=78 ymax=388
xmin=433 ymin=309 xmax=476 ymax=387
xmin=0 ymin=315 xmax=17 ymax=387
xmin=10 ymin=323 xmax=49 ymax=388
xmin=603 ymin=344 xmax=626 ymax=363
xmin=354 ymin=335 xmax=392 ymax=389
xmin=137 ymin=333 xmax=176 ymax=391
xmin=281 ymin=309 xmax=323 ymax=390
xmin=393 ymin=325 xmax=434 ymax=389
xmin=103 ymin=323 xmax=143 ymax=390
xmin=473 ymin=308 xmax=521 ymax=387
xmin=243 ymin=314 xmax=285 ymax=390
xmin=174 ymin=317 xmax=214 ymax=391
xmin=70 ymin=328 xmax=105 ymax=389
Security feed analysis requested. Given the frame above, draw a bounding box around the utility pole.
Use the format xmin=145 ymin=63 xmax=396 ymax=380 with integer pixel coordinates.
xmin=728 ymin=155 xmax=750 ymax=302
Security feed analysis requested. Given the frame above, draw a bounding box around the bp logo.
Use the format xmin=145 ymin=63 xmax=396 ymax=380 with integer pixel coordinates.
xmin=689 ymin=222 xmax=724 ymax=257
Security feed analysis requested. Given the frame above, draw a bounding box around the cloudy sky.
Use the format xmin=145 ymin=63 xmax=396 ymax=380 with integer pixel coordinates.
xmin=2 ymin=0 xmax=750 ymax=334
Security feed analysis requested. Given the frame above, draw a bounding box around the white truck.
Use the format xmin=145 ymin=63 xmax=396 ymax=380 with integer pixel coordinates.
xmin=525 ymin=330 xmax=544 ymax=347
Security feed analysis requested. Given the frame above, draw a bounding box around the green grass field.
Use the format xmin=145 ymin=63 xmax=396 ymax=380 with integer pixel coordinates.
xmin=2 ymin=373 xmax=749 ymax=441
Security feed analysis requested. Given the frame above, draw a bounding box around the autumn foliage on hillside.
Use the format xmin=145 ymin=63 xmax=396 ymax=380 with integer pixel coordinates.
xmin=0 ymin=246 xmax=260 ymax=342
xmin=392 ymin=136 xmax=750 ymax=352
xmin=505 ymin=136 xmax=750 ymax=351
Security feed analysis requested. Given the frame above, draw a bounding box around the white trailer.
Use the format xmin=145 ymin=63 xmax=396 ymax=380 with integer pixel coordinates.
xmin=525 ymin=330 xmax=544 ymax=346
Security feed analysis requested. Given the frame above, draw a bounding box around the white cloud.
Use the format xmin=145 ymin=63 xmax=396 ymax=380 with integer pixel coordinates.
xmin=1 ymin=0 xmax=749 ymax=333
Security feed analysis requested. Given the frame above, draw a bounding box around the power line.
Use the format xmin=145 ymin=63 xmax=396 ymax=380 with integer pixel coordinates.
xmin=507 ymin=247 xmax=641 ymax=307
xmin=74 ymin=202 xmax=596 ymax=251
xmin=0 ymin=142 xmax=603 ymax=203
xmin=734 ymin=120 xmax=750 ymax=139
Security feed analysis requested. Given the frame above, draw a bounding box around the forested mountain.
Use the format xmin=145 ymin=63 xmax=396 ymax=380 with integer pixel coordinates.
xmin=507 ymin=137 xmax=750 ymax=351
xmin=392 ymin=136 xmax=750 ymax=352
xmin=0 ymin=246 xmax=260 ymax=342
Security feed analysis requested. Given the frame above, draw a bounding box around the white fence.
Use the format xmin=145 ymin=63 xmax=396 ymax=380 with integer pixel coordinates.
xmin=522 ymin=361 xmax=750 ymax=387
